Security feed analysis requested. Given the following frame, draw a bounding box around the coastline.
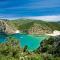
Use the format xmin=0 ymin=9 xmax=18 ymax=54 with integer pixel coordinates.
xmin=46 ymin=30 xmax=60 ymax=36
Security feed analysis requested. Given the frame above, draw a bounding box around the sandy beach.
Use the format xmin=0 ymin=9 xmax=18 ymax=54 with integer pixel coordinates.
xmin=46 ymin=30 xmax=60 ymax=36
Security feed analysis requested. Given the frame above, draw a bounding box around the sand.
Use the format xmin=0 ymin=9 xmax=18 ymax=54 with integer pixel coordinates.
xmin=46 ymin=30 xmax=60 ymax=36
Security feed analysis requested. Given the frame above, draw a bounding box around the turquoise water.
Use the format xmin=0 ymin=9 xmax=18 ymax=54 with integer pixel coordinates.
xmin=0 ymin=36 xmax=7 ymax=43
xmin=12 ymin=34 xmax=47 ymax=51
xmin=0 ymin=34 xmax=47 ymax=51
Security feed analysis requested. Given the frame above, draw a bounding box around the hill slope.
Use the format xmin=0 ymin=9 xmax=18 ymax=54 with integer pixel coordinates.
xmin=6 ymin=19 xmax=60 ymax=34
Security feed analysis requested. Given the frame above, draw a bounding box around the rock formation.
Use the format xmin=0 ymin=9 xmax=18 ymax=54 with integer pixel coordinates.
xmin=0 ymin=20 xmax=16 ymax=34
xmin=28 ymin=23 xmax=52 ymax=34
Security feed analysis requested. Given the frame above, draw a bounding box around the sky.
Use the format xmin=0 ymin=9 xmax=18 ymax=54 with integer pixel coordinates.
xmin=0 ymin=0 xmax=60 ymax=21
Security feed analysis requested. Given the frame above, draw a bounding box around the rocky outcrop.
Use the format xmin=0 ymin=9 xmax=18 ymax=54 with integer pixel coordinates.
xmin=0 ymin=20 xmax=6 ymax=33
xmin=0 ymin=20 xmax=16 ymax=34
xmin=28 ymin=23 xmax=52 ymax=34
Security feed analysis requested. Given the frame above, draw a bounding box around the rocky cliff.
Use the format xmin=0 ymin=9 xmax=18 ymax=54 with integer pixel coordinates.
xmin=0 ymin=20 xmax=16 ymax=34
xmin=28 ymin=23 xmax=52 ymax=34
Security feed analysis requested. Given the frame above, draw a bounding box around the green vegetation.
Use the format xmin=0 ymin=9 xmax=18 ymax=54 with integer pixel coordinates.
xmin=0 ymin=35 xmax=60 ymax=60
xmin=7 ymin=19 xmax=60 ymax=30
xmin=6 ymin=19 xmax=34 ymax=30
xmin=6 ymin=19 xmax=60 ymax=34
xmin=35 ymin=35 xmax=60 ymax=60
xmin=0 ymin=19 xmax=60 ymax=60
xmin=0 ymin=19 xmax=60 ymax=34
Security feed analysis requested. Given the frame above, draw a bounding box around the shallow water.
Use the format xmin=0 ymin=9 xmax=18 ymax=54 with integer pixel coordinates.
xmin=11 ymin=34 xmax=47 ymax=51
xmin=0 ymin=33 xmax=47 ymax=51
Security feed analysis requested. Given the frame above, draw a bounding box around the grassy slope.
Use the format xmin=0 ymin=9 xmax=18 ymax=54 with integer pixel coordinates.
xmin=7 ymin=19 xmax=60 ymax=31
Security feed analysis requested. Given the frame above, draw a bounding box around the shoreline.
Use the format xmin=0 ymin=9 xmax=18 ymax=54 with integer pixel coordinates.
xmin=46 ymin=30 xmax=60 ymax=36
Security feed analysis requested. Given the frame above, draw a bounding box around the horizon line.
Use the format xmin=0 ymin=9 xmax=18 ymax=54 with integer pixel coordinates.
xmin=0 ymin=15 xmax=60 ymax=22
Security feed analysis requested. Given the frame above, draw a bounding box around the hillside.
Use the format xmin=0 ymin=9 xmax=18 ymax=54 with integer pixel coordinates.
xmin=0 ymin=20 xmax=17 ymax=34
xmin=0 ymin=19 xmax=60 ymax=34
xmin=6 ymin=19 xmax=60 ymax=34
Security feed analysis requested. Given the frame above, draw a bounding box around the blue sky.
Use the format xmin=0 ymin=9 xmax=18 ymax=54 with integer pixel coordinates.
xmin=0 ymin=0 xmax=60 ymax=21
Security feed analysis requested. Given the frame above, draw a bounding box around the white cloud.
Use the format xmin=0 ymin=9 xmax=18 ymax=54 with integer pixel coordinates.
xmin=23 ymin=15 xmax=60 ymax=22
xmin=0 ymin=15 xmax=60 ymax=22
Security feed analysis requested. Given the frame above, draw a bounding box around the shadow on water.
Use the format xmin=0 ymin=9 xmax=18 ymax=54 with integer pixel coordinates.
xmin=0 ymin=32 xmax=7 ymax=43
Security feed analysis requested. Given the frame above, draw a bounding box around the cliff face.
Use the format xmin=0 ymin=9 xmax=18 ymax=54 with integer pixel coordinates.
xmin=0 ymin=20 xmax=16 ymax=34
xmin=0 ymin=20 xmax=6 ymax=33
xmin=28 ymin=23 xmax=52 ymax=34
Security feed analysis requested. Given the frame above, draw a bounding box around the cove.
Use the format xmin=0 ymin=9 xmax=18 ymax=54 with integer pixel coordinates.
xmin=0 ymin=33 xmax=47 ymax=51
xmin=10 ymin=34 xmax=47 ymax=51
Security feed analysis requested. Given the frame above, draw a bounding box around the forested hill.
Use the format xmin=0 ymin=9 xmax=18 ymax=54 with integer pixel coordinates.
xmin=1 ymin=19 xmax=60 ymax=34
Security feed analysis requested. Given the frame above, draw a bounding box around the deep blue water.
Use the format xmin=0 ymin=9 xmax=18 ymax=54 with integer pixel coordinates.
xmin=0 ymin=34 xmax=47 ymax=51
